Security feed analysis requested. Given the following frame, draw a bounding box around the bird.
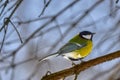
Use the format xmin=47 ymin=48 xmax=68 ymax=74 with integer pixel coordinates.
xmin=38 ymin=31 xmax=95 ymax=64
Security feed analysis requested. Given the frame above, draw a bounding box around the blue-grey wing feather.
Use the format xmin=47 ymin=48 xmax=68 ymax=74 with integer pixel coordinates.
xmin=58 ymin=42 xmax=86 ymax=55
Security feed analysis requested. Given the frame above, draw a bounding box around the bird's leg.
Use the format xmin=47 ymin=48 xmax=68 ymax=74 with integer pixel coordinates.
xmin=79 ymin=58 xmax=85 ymax=63
xmin=74 ymin=73 xmax=78 ymax=80
xmin=72 ymin=61 xmax=76 ymax=66
xmin=45 ymin=71 xmax=51 ymax=76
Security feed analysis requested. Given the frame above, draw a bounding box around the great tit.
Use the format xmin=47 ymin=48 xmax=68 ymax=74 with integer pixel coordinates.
xmin=38 ymin=31 xmax=95 ymax=63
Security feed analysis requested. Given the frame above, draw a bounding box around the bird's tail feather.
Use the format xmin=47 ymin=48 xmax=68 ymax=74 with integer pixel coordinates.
xmin=38 ymin=52 xmax=59 ymax=63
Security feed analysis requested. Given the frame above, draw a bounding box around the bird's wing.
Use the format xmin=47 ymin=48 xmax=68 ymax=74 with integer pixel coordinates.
xmin=58 ymin=42 xmax=86 ymax=55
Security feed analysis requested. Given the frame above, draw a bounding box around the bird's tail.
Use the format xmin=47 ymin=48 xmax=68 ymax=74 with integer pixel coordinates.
xmin=38 ymin=52 xmax=59 ymax=63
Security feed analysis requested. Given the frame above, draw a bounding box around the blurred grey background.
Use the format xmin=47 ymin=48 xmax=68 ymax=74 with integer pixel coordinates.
xmin=0 ymin=0 xmax=120 ymax=80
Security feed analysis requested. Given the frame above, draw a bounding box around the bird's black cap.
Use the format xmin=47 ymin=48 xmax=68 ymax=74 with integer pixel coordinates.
xmin=79 ymin=31 xmax=95 ymax=40
xmin=80 ymin=31 xmax=95 ymax=35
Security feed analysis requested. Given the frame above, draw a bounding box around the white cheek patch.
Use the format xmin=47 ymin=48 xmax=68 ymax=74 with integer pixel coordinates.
xmin=82 ymin=35 xmax=92 ymax=39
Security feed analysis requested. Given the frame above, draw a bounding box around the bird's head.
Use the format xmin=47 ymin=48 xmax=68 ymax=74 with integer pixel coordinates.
xmin=79 ymin=31 xmax=95 ymax=40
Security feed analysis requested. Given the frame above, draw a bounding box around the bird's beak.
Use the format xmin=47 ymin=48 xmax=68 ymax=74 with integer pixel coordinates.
xmin=92 ymin=33 xmax=96 ymax=35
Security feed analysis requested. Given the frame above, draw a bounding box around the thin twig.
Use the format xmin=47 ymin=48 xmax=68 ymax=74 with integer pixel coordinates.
xmin=73 ymin=0 xmax=104 ymax=27
xmin=0 ymin=0 xmax=23 ymax=31
xmin=38 ymin=0 xmax=52 ymax=17
xmin=0 ymin=0 xmax=9 ymax=16
xmin=16 ymin=15 xmax=53 ymax=24
xmin=0 ymin=21 xmax=8 ymax=53
xmin=0 ymin=56 xmax=36 ymax=71
xmin=9 ymin=19 xmax=23 ymax=43
xmin=54 ymin=19 xmax=63 ymax=38
xmin=74 ymin=74 xmax=78 ymax=80
xmin=0 ymin=0 xmax=18 ymax=19
xmin=10 ymin=54 xmax=15 ymax=80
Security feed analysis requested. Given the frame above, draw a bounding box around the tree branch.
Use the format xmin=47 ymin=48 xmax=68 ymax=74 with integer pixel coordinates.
xmin=0 ymin=0 xmax=23 ymax=31
xmin=41 ymin=50 xmax=120 ymax=80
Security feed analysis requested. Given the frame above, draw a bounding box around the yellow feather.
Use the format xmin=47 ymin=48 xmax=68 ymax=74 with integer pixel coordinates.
xmin=66 ymin=40 xmax=93 ymax=59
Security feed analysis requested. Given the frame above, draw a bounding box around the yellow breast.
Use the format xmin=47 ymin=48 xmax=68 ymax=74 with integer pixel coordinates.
xmin=67 ymin=40 xmax=93 ymax=59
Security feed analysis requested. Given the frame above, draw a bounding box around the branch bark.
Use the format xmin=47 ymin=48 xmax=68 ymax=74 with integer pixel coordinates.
xmin=41 ymin=50 xmax=120 ymax=80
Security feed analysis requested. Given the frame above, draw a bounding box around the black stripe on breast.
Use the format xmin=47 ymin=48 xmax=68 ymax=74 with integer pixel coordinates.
xmin=68 ymin=57 xmax=81 ymax=61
